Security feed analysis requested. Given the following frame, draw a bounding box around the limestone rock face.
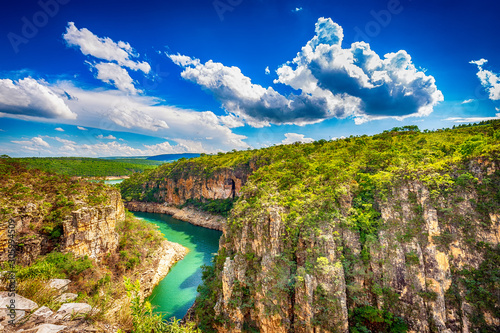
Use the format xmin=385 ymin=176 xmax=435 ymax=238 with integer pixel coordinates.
xmin=135 ymin=165 xmax=252 ymax=207
xmin=0 ymin=188 xmax=125 ymax=264
xmin=206 ymin=159 xmax=500 ymax=332
xmin=62 ymin=189 xmax=124 ymax=260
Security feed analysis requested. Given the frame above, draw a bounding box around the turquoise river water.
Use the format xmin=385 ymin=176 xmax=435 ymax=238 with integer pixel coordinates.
xmin=132 ymin=211 xmax=222 ymax=319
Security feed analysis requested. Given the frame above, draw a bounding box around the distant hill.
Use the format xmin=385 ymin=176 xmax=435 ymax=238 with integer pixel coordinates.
xmin=147 ymin=153 xmax=201 ymax=162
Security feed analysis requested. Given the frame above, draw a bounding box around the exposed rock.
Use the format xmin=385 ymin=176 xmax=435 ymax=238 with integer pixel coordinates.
xmin=31 ymin=306 xmax=54 ymax=320
xmin=53 ymin=303 xmax=92 ymax=320
xmin=140 ymin=240 xmax=189 ymax=296
xmin=48 ymin=279 xmax=71 ymax=292
xmin=0 ymin=188 xmax=125 ymax=265
xmin=25 ymin=324 xmax=67 ymax=333
xmin=0 ymin=308 xmax=25 ymax=323
xmin=63 ymin=190 xmax=124 ymax=260
xmin=205 ymin=160 xmax=500 ymax=332
xmin=107 ymin=239 xmax=188 ymax=319
xmin=0 ymin=292 xmax=38 ymax=310
xmin=125 ymin=202 xmax=224 ymax=231
xmin=55 ymin=293 xmax=78 ymax=303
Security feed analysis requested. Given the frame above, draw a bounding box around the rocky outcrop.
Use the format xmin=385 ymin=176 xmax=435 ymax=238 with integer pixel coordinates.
xmin=153 ymin=168 xmax=251 ymax=206
xmin=125 ymin=201 xmax=224 ymax=231
xmin=63 ymin=190 xmax=125 ymax=260
xmin=204 ymin=159 xmax=500 ymax=332
xmin=0 ymin=189 xmax=125 ymax=264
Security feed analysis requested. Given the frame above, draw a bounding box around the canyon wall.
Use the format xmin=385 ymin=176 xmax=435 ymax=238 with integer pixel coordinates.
xmin=198 ymin=158 xmax=500 ymax=333
xmin=0 ymin=188 xmax=125 ymax=265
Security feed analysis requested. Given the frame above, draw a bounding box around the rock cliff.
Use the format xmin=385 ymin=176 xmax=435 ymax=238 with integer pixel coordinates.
xmin=0 ymin=188 xmax=125 ymax=264
xmin=120 ymin=159 xmax=256 ymax=206
xmin=197 ymin=158 xmax=500 ymax=333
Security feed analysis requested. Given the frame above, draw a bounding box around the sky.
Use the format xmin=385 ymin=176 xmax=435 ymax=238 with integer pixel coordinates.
xmin=0 ymin=0 xmax=499 ymax=157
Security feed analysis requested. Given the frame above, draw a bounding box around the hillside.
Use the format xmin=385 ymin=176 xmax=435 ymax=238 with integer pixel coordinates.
xmin=11 ymin=157 xmax=162 ymax=177
xmin=121 ymin=121 xmax=500 ymax=332
xmin=0 ymin=159 xmax=191 ymax=332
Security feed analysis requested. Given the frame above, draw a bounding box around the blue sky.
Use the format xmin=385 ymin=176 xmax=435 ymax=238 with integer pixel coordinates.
xmin=1 ymin=0 xmax=499 ymax=157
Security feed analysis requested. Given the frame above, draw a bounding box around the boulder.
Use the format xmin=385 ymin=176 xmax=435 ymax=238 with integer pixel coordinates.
xmin=31 ymin=306 xmax=54 ymax=320
xmin=0 ymin=308 xmax=25 ymax=323
xmin=53 ymin=303 xmax=91 ymax=320
xmin=27 ymin=324 xmax=67 ymax=333
xmin=55 ymin=293 xmax=78 ymax=303
xmin=48 ymin=279 xmax=71 ymax=292
xmin=0 ymin=292 xmax=38 ymax=310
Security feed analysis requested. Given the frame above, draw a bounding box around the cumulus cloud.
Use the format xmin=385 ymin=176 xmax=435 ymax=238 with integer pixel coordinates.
xmin=54 ymin=137 xmax=77 ymax=145
xmin=0 ymin=77 xmax=76 ymax=119
xmin=462 ymin=99 xmax=474 ymax=104
xmin=265 ymin=66 xmax=270 ymax=75
xmin=63 ymin=22 xmax=150 ymax=73
xmin=96 ymin=134 xmax=117 ymax=139
xmin=12 ymin=136 xmax=51 ymax=151
xmin=281 ymin=133 xmax=314 ymax=144
xmin=292 ymin=7 xmax=303 ymax=12
xmin=94 ymin=62 xmax=139 ymax=94
xmin=169 ymin=17 xmax=442 ymax=127
xmin=167 ymin=54 xmax=336 ymax=127
xmin=53 ymin=82 xmax=250 ymax=153
xmin=470 ymin=59 xmax=500 ymax=101
xmin=55 ymin=127 xmax=65 ymax=132
xmin=275 ymin=17 xmax=443 ymax=124
xmin=18 ymin=136 xmax=206 ymax=157
xmin=77 ymin=126 xmax=88 ymax=130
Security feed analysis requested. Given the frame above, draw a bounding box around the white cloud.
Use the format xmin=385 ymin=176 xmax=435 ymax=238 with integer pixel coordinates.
xmin=63 ymin=22 xmax=150 ymax=73
xmin=292 ymin=7 xmax=303 ymax=12
xmin=54 ymin=137 xmax=77 ymax=145
xmin=77 ymin=126 xmax=88 ymax=130
xmin=51 ymin=81 xmax=250 ymax=153
xmin=444 ymin=113 xmax=500 ymax=123
xmin=12 ymin=136 xmax=51 ymax=151
xmin=96 ymin=134 xmax=117 ymax=139
xmin=275 ymin=17 xmax=443 ymax=124
xmin=470 ymin=59 xmax=500 ymax=100
xmin=94 ymin=62 xmax=139 ymax=94
xmin=167 ymin=54 xmax=334 ymax=127
xmin=55 ymin=127 xmax=65 ymax=132
xmin=281 ymin=133 xmax=314 ymax=144
xmin=0 ymin=77 xmax=76 ymax=119
xmin=265 ymin=66 xmax=270 ymax=75
xmin=169 ymin=18 xmax=442 ymax=127
xmin=461 ymin=99 xmax=474 ymax=104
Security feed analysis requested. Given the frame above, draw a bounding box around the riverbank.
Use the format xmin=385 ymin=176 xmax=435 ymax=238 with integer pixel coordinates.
xmin=125 ymin=201 xmax=224 ymax=231
xmin=107 ymin=239 xmax=189 ymax=321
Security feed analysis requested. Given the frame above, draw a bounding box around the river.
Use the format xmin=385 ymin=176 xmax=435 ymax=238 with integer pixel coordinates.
xmin=105 ymin=178 xmax=221 ymax=318
xmin=132 ymin=211 xmax=222 ymax=319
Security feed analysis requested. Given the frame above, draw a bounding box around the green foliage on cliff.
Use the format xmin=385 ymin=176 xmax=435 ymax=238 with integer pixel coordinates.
xmin=181 ymin=198 xmax=235 ymax=217
xmin=0 ymin=158 xmax=114 ymax=233
xmin=121 ymin=120 xmax=500 ymax=331
xmin=13 ymin=157 xmax=161 ymax=177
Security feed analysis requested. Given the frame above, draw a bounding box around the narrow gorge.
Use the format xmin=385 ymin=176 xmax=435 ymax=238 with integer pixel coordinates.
xmin=120 ymin=122 xmax=500 ymax=333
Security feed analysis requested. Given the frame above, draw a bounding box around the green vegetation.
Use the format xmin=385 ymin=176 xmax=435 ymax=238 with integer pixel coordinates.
xmin=13 ymin=157 xmax=162 ymax=177
xmin=349 ymin=306 xmax=408 ymax=333
xmin=0 ymin=158 xmax=113 ymax=233
xmin=117 ymin=120 xmax=500 ymax=332
xmin=119 ymin=277 xmax=200 ymax=333
xmin=181 ymin=198 xmax=235 ymax=216
xmin=16 ymin=252 xmax=93 ymax=280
